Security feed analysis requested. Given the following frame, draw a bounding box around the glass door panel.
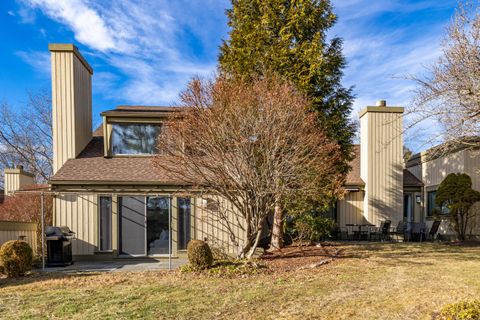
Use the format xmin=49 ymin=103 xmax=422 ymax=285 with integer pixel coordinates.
xmin=119 ymin=196 xmax=146 ymax=256
xmin=178 ymin=198 xmax=191 ymax=250
xmin=147 ymin=197 xmax=170 ymax=255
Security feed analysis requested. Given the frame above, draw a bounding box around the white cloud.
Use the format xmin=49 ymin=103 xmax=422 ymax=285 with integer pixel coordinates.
xmin=7 ymin=10 xmax=15 ymax=16
xmin=19 ymin=0 xmax=224 ymax=105
xmin=16 ymin=50 xmax=51 ymax=75
xmin=331 ymin=0 xmax=457 ymax=152
xmin=17 ymin=0 xmax=456 ymax=152
xmin=24 ymin=0 xmax=117 ymax=52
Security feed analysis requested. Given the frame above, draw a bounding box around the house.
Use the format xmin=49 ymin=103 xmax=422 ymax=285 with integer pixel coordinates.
xmin=10 ymin=43 xmax=476 ymax=260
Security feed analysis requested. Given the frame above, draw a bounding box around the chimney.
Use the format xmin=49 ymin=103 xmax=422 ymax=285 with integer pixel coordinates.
xmin=359 ymin=100 xmax=404 ymax=226
xmin=49 ymin=44 xmax=93 ymax=174
xmin=4 ymin=166 xmax=35 ymax=196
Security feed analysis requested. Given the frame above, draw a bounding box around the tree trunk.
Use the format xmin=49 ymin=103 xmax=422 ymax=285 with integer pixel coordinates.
xmin=271 ymin=201 xmax=284 ymax=250
xmin=245 ymin=229 xmax=263 ymax=259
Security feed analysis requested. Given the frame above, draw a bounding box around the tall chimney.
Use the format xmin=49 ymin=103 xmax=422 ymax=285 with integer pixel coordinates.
xmin=359 ymin=100 xmax=404 ymax=226
xmin=4 ymin=166 xmax=35 ymax=196
xmin=49 ymin=44 xmax=93 ymax=174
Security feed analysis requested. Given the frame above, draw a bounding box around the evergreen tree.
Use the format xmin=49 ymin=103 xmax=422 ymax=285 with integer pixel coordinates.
xmin=219 ymin=0 xmax=354 ymax=171
xmin=219 ymin=0 xmax=354 ymax=248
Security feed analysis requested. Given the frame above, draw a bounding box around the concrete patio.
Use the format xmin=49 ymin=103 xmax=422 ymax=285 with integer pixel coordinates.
xmin=39 ymin=258 xmax=188 ymax=273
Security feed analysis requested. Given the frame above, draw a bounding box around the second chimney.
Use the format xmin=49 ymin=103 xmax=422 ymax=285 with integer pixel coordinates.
xmin=49 ymin=44 xmax=93 ymax=174
xmin=4 ymin=166 xmax=35 ymax=196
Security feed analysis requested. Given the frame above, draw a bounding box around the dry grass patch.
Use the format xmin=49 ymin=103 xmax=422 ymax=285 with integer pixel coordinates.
xmin=0 ymin=242 xmax=479 ymax=319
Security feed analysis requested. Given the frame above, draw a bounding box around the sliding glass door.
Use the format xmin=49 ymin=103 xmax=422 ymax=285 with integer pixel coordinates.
xmin=146 ymin=197 xmax=170 ymax=255
xmin=119 ymin=196 xmax=171 ymax=256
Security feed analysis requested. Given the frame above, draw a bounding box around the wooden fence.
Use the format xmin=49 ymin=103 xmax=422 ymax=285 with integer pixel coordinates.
xmin=0 ymin=221 xmax=37 ymax=254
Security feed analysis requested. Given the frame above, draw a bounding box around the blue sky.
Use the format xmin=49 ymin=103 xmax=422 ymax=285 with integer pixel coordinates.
xmin=0 ymin=0 xmax=459 ymax=151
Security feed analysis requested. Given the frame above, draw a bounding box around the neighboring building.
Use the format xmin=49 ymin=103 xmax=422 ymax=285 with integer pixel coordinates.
xmin=3 ymin=165 xmax=35 ymax=197
xmin=44 ymin=44 xmax=479 ymax=260
xmin=405 ymin=143 xmax=480 ymax=235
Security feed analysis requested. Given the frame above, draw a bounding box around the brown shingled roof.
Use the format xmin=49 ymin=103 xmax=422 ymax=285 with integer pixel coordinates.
xmin=92 ymin=124 xmax=103 ymax=137
xmin=345 ymin=145 xmax=364 ymax=186
xmin=403 ymin=169 xmax=424 ymax=187
xmin=51 ymin=133 xmax=365 ymax=186
xmin=50 ymin=137 xmax=186 ymax=185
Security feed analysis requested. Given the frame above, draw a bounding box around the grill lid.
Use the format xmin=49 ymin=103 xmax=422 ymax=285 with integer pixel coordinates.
xmin=45 ymin=226 xmax=75 ymax=237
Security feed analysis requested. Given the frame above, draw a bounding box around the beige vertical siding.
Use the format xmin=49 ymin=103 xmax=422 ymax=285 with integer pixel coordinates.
xmin=54 ymin=194 xmax=98 ymax=255
xmin=360 ymin=108 xmax=404 ymax=227
xmin=192 ymin=196 xmax=246 ymax=256
xmin=422 ymin=150 xmax=466 ymax=187
xmin=3 ymin=169 xmax=35 ymax=196
xmin=464 ymin=149 xmax=480 ymax=191
xmin=50 ymin=49 xmax=92 ymax=174
xmin=337 ymin=191 xmax=365 ymax=226
xmin=4 ymin=172 xmax=19 ymax=196
xmin=73 ymin=54 xmax=93 ymax=158
xmin=0 ymin=221 xmax=37 ymax=254
xmin=53 ymin=192 xmax=248 ymax=257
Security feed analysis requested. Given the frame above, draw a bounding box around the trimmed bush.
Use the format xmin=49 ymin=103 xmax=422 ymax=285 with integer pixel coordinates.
xmin=187 ymin=240 xmax=213 ymax=270
xmin=439 ymin=300 xmax=480 ymax=320
xmin=0 ymin=240 xmax=33 ymax=277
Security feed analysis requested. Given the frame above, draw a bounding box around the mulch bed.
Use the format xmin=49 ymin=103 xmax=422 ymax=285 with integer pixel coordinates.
xmin=446 ymin=239 xmax=480 ymax=247
xmin=261 ymin=243 xmax=342 ymax=272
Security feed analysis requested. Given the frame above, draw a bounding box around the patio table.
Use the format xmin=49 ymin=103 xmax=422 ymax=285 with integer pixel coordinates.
xmin=345 ymin=224 xmax=375 ymax=240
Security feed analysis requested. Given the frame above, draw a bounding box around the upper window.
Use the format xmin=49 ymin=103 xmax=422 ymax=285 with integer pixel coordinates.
xmin=111 ymin=123 xmax=161 ymax=155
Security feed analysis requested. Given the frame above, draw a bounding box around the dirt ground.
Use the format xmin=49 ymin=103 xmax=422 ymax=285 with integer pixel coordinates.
xmin=261 ymin=243 xmax=341 ymax=272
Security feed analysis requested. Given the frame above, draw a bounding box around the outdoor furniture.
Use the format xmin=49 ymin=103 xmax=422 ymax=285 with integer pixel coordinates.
xmin=391 ymin=221 xmax=406 ymax=241
xmin=427 ymin=220 xmax=441 ymax=241
xmin=331 ymin=225 xmax=349 ymax=240
xmin=345 ymin=223 xmax=375 ymax=240
xmin=405 ymin=222 xmax=427 ymax=242
xmin=369 ymin=220 xmax=391 ymax=241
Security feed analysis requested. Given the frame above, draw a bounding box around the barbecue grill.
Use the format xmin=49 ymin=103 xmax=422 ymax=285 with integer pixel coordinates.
xmin=45 ymin=226 xmax=75 ymax=267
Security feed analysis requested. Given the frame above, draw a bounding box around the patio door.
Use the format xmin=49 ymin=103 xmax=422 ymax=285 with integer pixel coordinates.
xmin=119 ymin=196 xmax=147 ymax=256
xmin=119 ymin=196 xmax=171 ymax=256
xmin=146 ymin=197 xmax=171 ymax=255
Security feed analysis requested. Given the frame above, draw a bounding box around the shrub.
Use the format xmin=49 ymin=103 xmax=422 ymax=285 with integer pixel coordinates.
xmin=0 ymin=240 xmax=33 ymax=277
xmin=439 ymin=300 xmax=480 ymax=320
xmin=292 ymin=214 xmax=335 ymax=243
xmin=187 ymin=240 xmax=213 ymax=270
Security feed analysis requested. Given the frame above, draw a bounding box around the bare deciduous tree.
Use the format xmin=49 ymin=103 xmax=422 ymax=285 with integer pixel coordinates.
xmin=154 ymin=75 xmax=344 ymax=258
xmin=0 ymin=91 xmax=53 ymax=186
xmin=408 ymin=1 xmax=480 ymax=153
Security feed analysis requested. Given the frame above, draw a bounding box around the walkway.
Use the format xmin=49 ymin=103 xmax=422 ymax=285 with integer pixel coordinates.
xmin=39 ymin=258 xmax=188 ymax=273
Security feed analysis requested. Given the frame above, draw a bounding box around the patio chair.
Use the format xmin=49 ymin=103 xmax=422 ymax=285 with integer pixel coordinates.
xmin=369 ymin=220 xmax=391 ymax=241
xmin=410 ymin=222 xmax=427 ymax=242
xmin=427 ymin=220 xmax=441 ymax=241
xmin=391 ymin=221 xmax=406 ymax=241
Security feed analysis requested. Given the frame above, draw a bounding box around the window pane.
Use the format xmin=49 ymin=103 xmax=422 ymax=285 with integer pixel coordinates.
xmin=427 ymin=191 xmax=436 ymax=217
xmin=178 ymin=198 xmax=191 ymax=250
xmin=99 ymin=196 xmax=112 ymax=251
xmin=147 ymin=197 xmax=170 ymax=255
xmin=111 ymin=123 xmax=161 ymax=155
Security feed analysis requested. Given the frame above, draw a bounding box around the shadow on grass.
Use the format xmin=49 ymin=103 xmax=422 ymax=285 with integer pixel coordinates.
xmin=261 ymin=244 xmax=339 ymax=262
xmin=0 ymin=272 xmax=99 ymax=290
xmin=334 ymin=241 xmax=480 ymax=263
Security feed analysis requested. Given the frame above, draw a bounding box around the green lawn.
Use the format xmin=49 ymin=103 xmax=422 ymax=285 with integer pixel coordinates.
xmin=0 ymin=243 xmax=479 ymax=319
